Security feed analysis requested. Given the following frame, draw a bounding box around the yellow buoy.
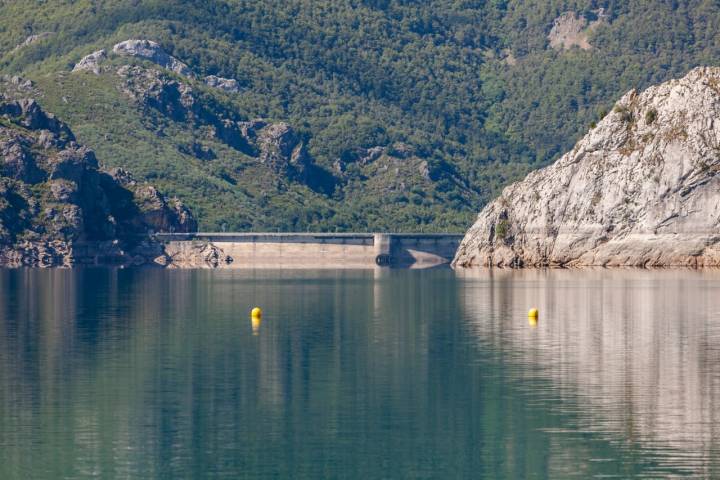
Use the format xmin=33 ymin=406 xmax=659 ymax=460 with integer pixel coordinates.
xmin=250 ymin=307 xmax=262 ymax=335
xmin=528 ymin=308 xmax=538 ymax=327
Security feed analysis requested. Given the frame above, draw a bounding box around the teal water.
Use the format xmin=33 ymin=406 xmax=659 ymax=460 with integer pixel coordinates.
xmin=1 ymin=268 xmax=720 ymax=479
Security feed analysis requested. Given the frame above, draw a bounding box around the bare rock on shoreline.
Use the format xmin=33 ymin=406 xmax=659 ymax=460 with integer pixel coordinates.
xmin=453 ymin=66 xmax=720 ymax=268
xmin=165 ymin=240 xmax=232 ymax=268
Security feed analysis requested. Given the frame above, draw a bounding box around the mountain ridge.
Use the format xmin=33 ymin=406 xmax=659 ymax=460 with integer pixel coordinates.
xmin=2 ymin=1 xmax=720 ymax=231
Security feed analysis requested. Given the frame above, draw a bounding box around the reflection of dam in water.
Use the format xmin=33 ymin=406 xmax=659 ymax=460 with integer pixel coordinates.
xmin=458 ymin=269 xmax=720 ymax=475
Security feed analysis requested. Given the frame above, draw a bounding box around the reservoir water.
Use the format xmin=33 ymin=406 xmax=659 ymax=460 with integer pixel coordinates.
xmin=1 ymin=268 xmax=720 ymax=478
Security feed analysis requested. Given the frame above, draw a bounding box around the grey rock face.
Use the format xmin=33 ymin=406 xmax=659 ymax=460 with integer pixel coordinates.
xmin=1 ymin=98 xmax=74 ymax=142
xmin=133 ymin=184 xmax=197 ymax=233
xmin=49 ymin=147 xmax=97 ymax=183
xmin=113 ymin=40 xmax=193 ymax=77
xmin=166 ymin=241 xmax=231 ymax=268
xmin=388 ymin=142 xmax=414 ymax=159
xmin=0 ymin=134 xmax=43 ymax=183
xmin=102 ymin=167 xmax=196 ymax=234
xmin=453 ymin=67 xmax=720 ymax=268
xmin=118 ymin=66 xmax=254 ymax=154
xmin=548 ymin=10 xmax=605 ymax=51
xmin=360 ymin=146 xmax=385 ymax=165
xmin=0 ymin=96 xmax=197 ymax=267
xmin=2 ymin=239 xmax=73 ymax=267
xmin=204 ymin=75 xmax=240 ymax=93
xmin=257 ymin=123 xmax=310 ymax=178
xmin=418 ymin=160 xmax=431 ymax=180
xmin=72 ymin=49 xmax=107 ymax=74
xmin=118 ymin=65 xmax=196 ymax=121
xmin=0 ymin=75 xmax=34 ymax=91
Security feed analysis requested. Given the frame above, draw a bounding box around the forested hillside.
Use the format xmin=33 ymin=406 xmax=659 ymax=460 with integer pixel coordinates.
xmin=1 ymin=0 xmax=719 ymax=231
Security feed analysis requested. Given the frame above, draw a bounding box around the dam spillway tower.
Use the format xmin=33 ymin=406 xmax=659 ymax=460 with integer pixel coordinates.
xmin=373 ymin=234 xmax=393 ymax=266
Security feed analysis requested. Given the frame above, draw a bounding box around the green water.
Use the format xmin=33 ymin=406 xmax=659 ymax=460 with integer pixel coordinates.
xmin=1 ymin=268 xmax=720 ymax=479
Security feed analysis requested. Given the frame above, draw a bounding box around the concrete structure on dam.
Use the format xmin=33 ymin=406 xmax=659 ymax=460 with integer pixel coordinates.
xmin=154 ymin=233 xmax=463 ymax=269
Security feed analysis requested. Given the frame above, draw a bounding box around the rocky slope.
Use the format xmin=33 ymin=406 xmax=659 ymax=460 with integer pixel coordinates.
xmin=7 ymin=35 xmax=464 ymax=234
xmin=39 ymin=39 xmax=471 ymax=232
xmin=453 ymin=67 xmax=720 ymax=268
xmin=113 ymin=63 xmax=323 ymax=186
xmin=0 ymin=94 xmax=195 ymax=267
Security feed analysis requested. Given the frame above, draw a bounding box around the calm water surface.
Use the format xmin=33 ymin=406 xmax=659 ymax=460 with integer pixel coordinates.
xmin=1 ymin=268 xmax=720 ymax=479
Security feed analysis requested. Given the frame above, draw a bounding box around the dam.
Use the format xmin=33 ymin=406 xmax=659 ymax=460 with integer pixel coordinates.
xmin=153 ymin=233 xmax=464 ymax=269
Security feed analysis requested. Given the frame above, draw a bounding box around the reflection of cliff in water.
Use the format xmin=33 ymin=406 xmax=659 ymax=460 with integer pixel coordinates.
xmin=458 ymin=269 xmax=720 ymax=473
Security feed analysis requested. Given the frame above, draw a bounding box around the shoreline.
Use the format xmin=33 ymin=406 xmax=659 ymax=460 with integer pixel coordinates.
xmin=0 ymin=233 xmax=465 ymax=269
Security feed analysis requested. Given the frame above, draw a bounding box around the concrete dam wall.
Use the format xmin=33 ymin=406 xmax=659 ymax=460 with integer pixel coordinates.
xmin=155 ymin=233 xmax=463 ymax=269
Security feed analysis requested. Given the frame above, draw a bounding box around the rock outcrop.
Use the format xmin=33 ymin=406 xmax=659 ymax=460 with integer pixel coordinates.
xmin=107 ymin=168 xmax=197 ymax=234
xmin=453 ymin=67 xmax=720 ymax=268
xmin=0 ymin=94 xmax=196 ymax=267
xmin=113 ymin=40 xmax=193 ymax=77
xmin=72 ymin=49 xmax=107 ymax=74
xmin=164 ymin=240 xmax=233 ymax=268
xmin=12 ymin=33 xmax=52 ymax=52
xmin=0 ymin=75 xmax=34 ymax=92
xmin=75 ymin=40 xmax=242 ymax=97
xmin=548 ymin=10 xmax=606 ymax=51
xmin=257 ymin=122 xmax=310 ymax=179
xmin=118 ymin=65 xmax=196 ymax=121
xmin=204 ymin=75 xmax=240 ymax=93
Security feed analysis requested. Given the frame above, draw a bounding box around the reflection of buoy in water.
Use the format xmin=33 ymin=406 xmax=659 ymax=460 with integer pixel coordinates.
xmin=251 ymin=307 xmax=262 ymax=335
xmin=528 ymin=308 xmax=538 ymax=327
xmin=251 ymin=315 xmax=261 ymax=335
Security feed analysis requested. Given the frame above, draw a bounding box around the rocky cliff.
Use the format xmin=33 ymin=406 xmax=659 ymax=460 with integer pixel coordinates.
xmin=0 ymin=95 xmax=195 ymax=267
xmin=453 ymin=67 xmax=720 ymax=268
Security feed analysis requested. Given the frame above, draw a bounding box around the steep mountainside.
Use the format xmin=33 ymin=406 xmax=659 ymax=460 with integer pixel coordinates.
xmin=0 ymin=92 xmax=195 ymax=266
xmin=1 ymin=1 xmax=720 ymax=231
xmin=453 ymin=67 xmax=720 ymax=268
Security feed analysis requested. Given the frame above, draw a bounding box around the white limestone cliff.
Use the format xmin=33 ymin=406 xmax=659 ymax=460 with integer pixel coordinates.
xmin=454 ymin=67 xmax=720 ymax=268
